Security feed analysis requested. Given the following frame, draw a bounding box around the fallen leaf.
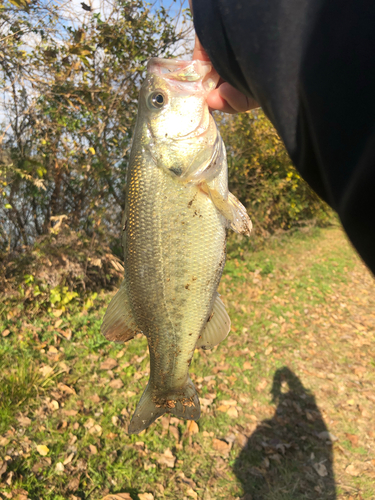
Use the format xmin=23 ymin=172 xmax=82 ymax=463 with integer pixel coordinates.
xmin=17 ymin=415 xmax=31 ymax=426
xmin=212 ymin=438 xmax=231 ymax=453
xmin=169 ymin=426 xmax=179 ymax=441
xmin=226 ymin=407 xmax=238 ymax=418
xmin=265 ymin=346 xmax=273 ymax=355
xmin=89 ymin=424 xmax=102 ymax=437
xmin=36 ymin=444 xmax=49 ymax=456
xmin=0 ymin=437 xmax=10 ymax=446
xmin=317 ymin=431 xmax=338 ymax=442
xmin=101 ymin=494 xmax=132 ymax=500
xmin=39 ymin=365 xmax=54 ymax=377
xmin=256 ymin=379 xmax=268 ymax=392
xmin=48 ymin=345 xmax=59 ymax=354
xmin=345 ymin=433 xmax=359 ymax=447
xmin=109 ymin=378 xmax=124 ymax=389
xmin=63 ymin=452 xmax=75 ymax=465
xmin=53 ymin=309 xmax=63 ymax=318
xmin=54 ymin=319 xmax=63 ymax=329
xmin=243 ymin=361 xmax=252 ymax=370
xmin=84 ymin=418 xmax=95 ymax=430
xmin=100 ymin=358 xmax=118 ymax=370
xmin=58 ymin=383 xmax=76 ymax=395
xmin=157 ymin=448 xmax=176 ymax=468
xmin=313 ymin=462 xmax=328 ymax=477
xmin=187 ymin=420 xmax=199 ymax=435
xmin=89 ymin=444 xmax=98 ymax=454
xmin=2 ymin=329 xmax=10 ymax=337
xmin=186 ymin=488 xmax=198 ymax=500
xmin=67 ymin=475 xmax=81 ymax=492
xmin=61 ymin=329 xmax=72 ymax=340
xmin=55 ymin=462 xmax=64 ymax=473
xmin=62 ymin=409 xmax=78 ymax=417
xmin=138 ymin=494 xmax=154 ymax=500
xmin=345 ymin=464 xmax=361 ymax=477
xmin=235 ymin=433 xmax=248 ymax=448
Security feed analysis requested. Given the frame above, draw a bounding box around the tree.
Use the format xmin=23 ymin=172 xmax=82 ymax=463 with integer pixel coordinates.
xmin=0 ymin=0 xmax=191 ymax=251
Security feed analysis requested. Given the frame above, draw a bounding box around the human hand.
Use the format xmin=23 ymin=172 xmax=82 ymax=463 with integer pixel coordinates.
xmin=191 ymin=33 xmax=259 ymax=114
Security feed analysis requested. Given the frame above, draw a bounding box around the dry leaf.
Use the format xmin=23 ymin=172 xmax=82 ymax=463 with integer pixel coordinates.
xmin=58 ymin=383 xmax=76 ymax=395
xmin=169 ymin=426 xmax=179 ymax=441
xmin=1 ymin=329 xmax=10 ymax=337
xmin=62 ymin=409 xmax=78 ymax=417
xmin=345 ymin=464 xmax=361 ymax=477
xmin=84 ymin=418 xmax=95 ymax=430
xmin=55 ymin=462 xmax=64 ymax=473
xmin=156 ymin=448 xmax=176 ymax=468
xmin=256 ymin=379 xmax=268 ymax=392
xmin=243 ymin=361 xmax=252 ymax=370
xmin=53 ymin=309 xmax=63 ymax=318
xmin=313 ymin=462 xmax=328 ymax=477
xmin=17 ymin=415 xmax=31 ymax=426
xmin=138 ymin=494 xmax=154 ymax=500
xmin=100 ymin=358 xmax=118 ymax=370
xmin=265 ymin=346 xmax=273 ymax=355
xmin=186 ymin=488 xmax=198 ymax=500
xmin=89 ymin=444 xmax=98 ymax=454
xmin=61 ymin=329 xmax=72 ymax=340
xmin=345 ymin=433 xmax=359 ymax=447
xmin=101 ymin=494 xmax=132 ymax=500
xmin=39 ymin=365 xmax=54 ymax=377
xmin=235 ymin=433 xmax=248 ymax=448
xmin=63 ymin=452 xmax=75 ymax=465
xmin=109 ymin=378 xmax=124 ymax=389
xmin=89 ymin=424 xmax=102 ymax=436
xmin=67 ymin=475 xmax=81 ymax=492
xmin=212 ymin=438 xmax=231 ymax=453
xmin=187 ymin=420 xmax=199 ymax=435
xmin=54 ymin=319 xmax=63 ymax=328
xmin=36 ymin=444 xmax=49 ymax=456
xmin=226 ymin=407 xmax=238 ymax=418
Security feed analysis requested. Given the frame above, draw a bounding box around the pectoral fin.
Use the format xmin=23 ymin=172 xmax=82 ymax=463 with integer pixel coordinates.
xmin=205 ymin=185 xmax=252 ymax=236
xmin=101 ymin=279 xmax=141 ymax=342
xmin=196 ymin=294 xmax=231 ymax=350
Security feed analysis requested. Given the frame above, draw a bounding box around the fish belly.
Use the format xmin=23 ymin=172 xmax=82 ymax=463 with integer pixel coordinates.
xmin=125 ymin=156 xmax=226 ymax=396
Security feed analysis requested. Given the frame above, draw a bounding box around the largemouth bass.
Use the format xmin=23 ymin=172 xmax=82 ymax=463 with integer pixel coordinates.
xmin=101 ymin=58 xmax=252 ymax=434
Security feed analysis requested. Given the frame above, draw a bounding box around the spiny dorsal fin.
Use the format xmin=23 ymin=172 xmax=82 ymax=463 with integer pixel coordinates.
xmin=196 ymin=293 xmax=231 ymax=350
xmin=101 ymin=279 xmax=141 ymax=343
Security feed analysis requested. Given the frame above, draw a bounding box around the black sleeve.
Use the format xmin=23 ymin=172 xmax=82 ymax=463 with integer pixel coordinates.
xmin=192 ymin=0 xmax=375 ymax=275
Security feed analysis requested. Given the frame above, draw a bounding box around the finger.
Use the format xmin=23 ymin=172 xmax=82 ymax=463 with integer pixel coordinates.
xmin=192 ymin=34 xmax=210 ymax=61
xmin=207 ymin=82 xmax=259 ymax=113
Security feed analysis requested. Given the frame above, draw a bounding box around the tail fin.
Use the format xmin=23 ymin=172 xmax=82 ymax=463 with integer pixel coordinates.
xmin=128 ymin=377 xmax=200 ymax=435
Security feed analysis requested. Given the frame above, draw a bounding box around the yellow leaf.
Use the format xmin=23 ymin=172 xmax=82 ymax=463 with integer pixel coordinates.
xmin=187 ymin=420 xmax=199 ymax=435
xmin=88 ymin=147 xmax=96 ymax=155
xmin=36 ymin=444 xmax=49 ymax=456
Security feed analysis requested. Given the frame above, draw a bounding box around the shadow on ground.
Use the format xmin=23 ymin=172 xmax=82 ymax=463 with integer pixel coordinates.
xmin=234 ymin=367 xmax=337 ymax=500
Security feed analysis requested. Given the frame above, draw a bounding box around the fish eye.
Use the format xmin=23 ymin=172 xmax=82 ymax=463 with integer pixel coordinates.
xmin=148 ymin=91 xmax=166 ymax=109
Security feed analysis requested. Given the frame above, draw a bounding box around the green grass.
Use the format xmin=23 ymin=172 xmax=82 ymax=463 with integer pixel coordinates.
xmin=0 ymin=227 xmax=374 ymax=500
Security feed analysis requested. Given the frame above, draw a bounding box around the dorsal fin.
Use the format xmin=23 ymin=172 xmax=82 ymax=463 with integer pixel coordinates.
xmin=101 ymin=279 xmax=141 ymax=343
xmin=196 ymin=294 xmax=231 ymax=350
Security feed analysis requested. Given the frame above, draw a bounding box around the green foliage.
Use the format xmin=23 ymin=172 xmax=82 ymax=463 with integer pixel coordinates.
xmin=0 ymin=0 xmax=191 ymax=251
xmin=218 ymin=110 xmax=334 ymax=236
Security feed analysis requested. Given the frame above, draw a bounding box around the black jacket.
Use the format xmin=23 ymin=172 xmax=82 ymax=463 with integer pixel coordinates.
xmin=193 ymin=0 xmax=375 ymax=274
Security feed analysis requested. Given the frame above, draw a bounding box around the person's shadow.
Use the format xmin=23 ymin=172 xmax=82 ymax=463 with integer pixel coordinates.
xmin=233 ymin=367 xmax=337 ymax=499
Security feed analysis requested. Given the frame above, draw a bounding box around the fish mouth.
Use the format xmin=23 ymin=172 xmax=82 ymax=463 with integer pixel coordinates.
xmin=147 ymin=58 xmax=219 ymax=91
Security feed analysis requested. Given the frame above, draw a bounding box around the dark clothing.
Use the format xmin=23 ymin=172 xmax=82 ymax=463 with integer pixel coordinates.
xmin=193 ymin=0 xmax=375 ymax=274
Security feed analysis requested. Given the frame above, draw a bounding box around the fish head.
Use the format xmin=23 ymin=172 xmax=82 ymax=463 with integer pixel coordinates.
xmin=139 ymin=58 xmax=221 ymax=181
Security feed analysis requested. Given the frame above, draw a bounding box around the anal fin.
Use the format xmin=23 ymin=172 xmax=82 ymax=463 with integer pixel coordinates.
xmin=205 ymin=185 xmax=252 ymax=236
xmin=101 ymin=279 xmax=141 ymax=343
xmin=196 ymin=293 xmax=231 ymax=350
